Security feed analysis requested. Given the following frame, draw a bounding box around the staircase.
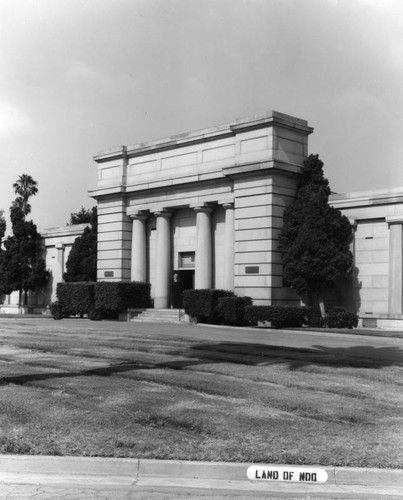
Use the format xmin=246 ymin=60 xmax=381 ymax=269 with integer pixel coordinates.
xmin=128 ymin=308 xmax=188 ymax=324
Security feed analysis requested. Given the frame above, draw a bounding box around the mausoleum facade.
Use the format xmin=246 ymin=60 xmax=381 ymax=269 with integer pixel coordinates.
xmin=89 ymin=111 xmax=313 ymax=309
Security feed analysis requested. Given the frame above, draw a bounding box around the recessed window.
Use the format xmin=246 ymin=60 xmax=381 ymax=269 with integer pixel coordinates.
xmin=179 ymin=252 xmax=195 ymax=269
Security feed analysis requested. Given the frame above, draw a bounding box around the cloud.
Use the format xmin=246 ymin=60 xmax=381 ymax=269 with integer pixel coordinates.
xmin=66 ymin=61 xmax=105 ymax=82
xmin=0 ymin=101 xmax=32 ymax=140
xmin=334 ymin=88 xmax=386 ymax=115
xmin=65 ymin=60 xmax=135 ymax=95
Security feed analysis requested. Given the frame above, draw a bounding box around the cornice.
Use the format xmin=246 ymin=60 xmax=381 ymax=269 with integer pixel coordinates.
xmin=93 ymin=111 xmax=313 ymax=162
xmin=330 ymin=188 xmax=403 ymax=209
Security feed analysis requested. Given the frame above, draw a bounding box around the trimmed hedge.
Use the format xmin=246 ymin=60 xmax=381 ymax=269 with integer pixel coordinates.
xmin=245 ymin=305 xmax=312 ymax=328
xmin=95 ymin=281 xmax=151 ymax=315
xmin=54 ymin=281 xmax=151 ymax=320
xmin=50 ymin=301 xmax=64 ymax=320
xmin=217 ymin=296 xmax=253 ymax=326
xmin=182 ymin=289 xmax=234 ymax=324
xmin=322 ymin=306 xmax=358 ymax=329
xmin=56 ymin=282 xmax=96 ymax=317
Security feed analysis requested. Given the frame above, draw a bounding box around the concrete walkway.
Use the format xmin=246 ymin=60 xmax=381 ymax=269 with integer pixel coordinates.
xmin=0 ymin=456 xmax=402 ymax=498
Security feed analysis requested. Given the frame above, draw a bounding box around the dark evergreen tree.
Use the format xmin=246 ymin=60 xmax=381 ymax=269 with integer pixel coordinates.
xmin=68 ymin=206 xmax=94 ymax=225
xmin=0 ymin=176 xmax=48 ymax=308
xmin=63 ymin=207 xmax=97 ymax=282
xmin=0 ymin=210 xmax=6 ymax=244
xmin=279 ymin=154 xmax=353 ymax=318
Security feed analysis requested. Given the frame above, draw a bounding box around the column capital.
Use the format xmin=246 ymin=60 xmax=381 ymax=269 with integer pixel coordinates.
xmin=222 ymin=202 xmax=234 ymax=210
xmin=386 ymin=215 xmax=403 ymax=225
xmin=154 ymin=210 xmax=173 ymax=218
xmin=130 ymin=213 xmax=148 ymax=221
xmin=193 ymin=205 xmax=213 ymax=214
xmin=55 ymin=243 xmax=65 ymax=250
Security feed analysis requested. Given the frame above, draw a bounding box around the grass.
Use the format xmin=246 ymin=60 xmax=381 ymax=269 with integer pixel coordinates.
xmin=0 ymin=318 xmax=402 ymax=468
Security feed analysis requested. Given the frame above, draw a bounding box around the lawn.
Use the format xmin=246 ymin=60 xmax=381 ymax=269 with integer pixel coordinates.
xmin=0 ymin=318 xmax=402 ymax=468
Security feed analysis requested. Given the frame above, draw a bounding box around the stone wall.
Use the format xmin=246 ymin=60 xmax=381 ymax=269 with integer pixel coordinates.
xmin=0 ymin=223 xmax=88 ymax=314
xmin=330 ymin=187 xmax=403 ymax=328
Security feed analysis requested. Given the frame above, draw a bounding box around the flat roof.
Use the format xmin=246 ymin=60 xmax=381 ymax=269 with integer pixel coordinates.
xmin=94 ymin=110 xmax=313 ymax=161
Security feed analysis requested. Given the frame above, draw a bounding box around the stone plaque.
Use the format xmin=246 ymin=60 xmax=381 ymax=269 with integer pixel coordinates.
xmin=245 ymin=266 xmax=259 ymax=274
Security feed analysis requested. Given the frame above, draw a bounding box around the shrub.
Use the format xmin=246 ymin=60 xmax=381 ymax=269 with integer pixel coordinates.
xmin=182 ymin=289 xmax=234 ymax=324
xmin=50 ymin=301 xmax=64 ymax=320
xmin=245 ymin=305 xmax=312 ymax=328
xmin=54 ymin=281 xmax=151 ymax=320
xmin=94 ymin=281 xmax=151 ymax=315
xmin=87 ymin=305 xmax=103 ymax=321
xmin=322 ymin=306 xmax=358 ymax=329
xmin=217 ymin=296 xmax=253 ymax=326
xmin=56 ymin=282 xmax=96 ymax=317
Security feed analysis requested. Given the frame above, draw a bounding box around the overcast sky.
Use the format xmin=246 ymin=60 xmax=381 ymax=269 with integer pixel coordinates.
xmin=0 ymin=0 xmax=402 ymax=230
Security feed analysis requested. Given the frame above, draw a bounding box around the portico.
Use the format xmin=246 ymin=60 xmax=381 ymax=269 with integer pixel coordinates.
xmin=89 ymin=111 xmax=313 ymax=308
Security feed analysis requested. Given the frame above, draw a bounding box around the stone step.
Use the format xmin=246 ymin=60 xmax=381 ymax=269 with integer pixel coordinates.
xmin=128 ymin=308 xmax=186 ymax=324
xmin=131 ymin=318 xmax=182 ymax=324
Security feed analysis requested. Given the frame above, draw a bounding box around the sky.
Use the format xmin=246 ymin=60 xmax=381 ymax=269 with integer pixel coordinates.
xmin=0 ymin=0 xmax=402 ymax=230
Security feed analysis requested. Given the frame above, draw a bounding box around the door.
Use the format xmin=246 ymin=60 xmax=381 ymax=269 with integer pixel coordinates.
xmin=171 ymin=270 xmax=194 ymax=308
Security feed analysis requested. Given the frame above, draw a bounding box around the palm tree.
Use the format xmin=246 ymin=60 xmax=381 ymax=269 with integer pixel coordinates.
xmin=13 ymin=174 xmax=38 ymax=216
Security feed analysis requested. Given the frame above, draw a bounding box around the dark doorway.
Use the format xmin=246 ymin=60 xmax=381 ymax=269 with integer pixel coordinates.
xmin=171 ymin=270 xmax=194 ymax=308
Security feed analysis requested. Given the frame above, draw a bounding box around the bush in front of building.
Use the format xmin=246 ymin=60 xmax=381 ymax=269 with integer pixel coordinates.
xmin=56 ymin=282 xmax=96 ymax=317
xmin=94 ymin=281 xmax=151 ymax=317
xmin=217 ymin=296 xmax=253 ymax=326
xmin=245 ymin=305 xmax=312 ymax=328
xmin=53 ymin=281 xmax=151 ymax=320
xmin=321 ymin=306 xmax=358 ymax=329
xmin=50 ymin=301 xmax=64 ymax=320
xmin=182 ymin=289 xmax=234 ymax=324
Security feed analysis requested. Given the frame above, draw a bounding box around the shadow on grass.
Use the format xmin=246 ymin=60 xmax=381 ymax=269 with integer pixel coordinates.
xmin=186 ymin=342 xmax=403 ymax=370
xmin=0 ymin=342 xmax=402 ymax=387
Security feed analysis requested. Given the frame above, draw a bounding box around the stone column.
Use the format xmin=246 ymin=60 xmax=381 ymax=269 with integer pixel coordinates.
xmin=131 ymin=214 xmax=148 ymax=282
xmin=388 ymin=220 xmax=403 ymax=314
xmin=194 ymin=206 xmax=212 ymax=289
xmin=154 ymin=211 xmax=172 ymax=309
xmin=223 ymin=203 xmax=235 ymax=290
xmin=53 ymin=244 xmax=65 ymax=302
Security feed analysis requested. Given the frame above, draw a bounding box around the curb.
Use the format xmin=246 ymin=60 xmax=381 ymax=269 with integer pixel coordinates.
xmin=0 ymin=456 xmax=402 ymax=493
xmin=195 ymin=322 xmax=403 ymax=339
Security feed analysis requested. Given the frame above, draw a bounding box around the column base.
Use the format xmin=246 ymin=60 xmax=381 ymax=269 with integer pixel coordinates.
xmin=154 ymin=297 xmax=169 ymax=309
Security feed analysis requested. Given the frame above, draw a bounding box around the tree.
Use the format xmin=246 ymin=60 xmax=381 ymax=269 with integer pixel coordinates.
xmin=12 ymin=174 xmax=38 ymax=216
xmin=279 ymin=154 xmax=353 ymax=319
xmin=63 ymin=207 xmax=97 ymax=282
xmin=0 ymin=175 xmax=48 ymax=308
xmin=0 ymin=210 xmax=6 ymax=245
xmin=68 ymin=206 xmax=94 ymax=226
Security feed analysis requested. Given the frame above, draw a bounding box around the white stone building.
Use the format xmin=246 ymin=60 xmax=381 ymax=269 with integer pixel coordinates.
xmin=0 ymin=224 xmax=87 ymax=314
xmin=3 ymin=110 xmax=403 ymax=328
xmin=89 ymin=111 xmax=313 ymax=309
xmin=330 ymin=188 xmax=403 ymax=328
xmin=88 ymin=110 xmax=403 ymax=327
